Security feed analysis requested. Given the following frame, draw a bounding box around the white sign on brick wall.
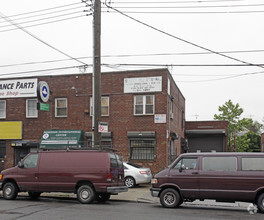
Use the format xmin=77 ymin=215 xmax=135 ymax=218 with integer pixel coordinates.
xmin=0 ymin=78 xmax=37 ymax=98
xmin=124 ymin=76 xmax=162 ymax=93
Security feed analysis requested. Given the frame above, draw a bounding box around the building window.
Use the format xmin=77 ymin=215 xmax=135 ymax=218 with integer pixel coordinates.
xmin=90 ymin=96 xmax=109 ymax=116
xmin=0 ymin=100 xmax=6 ymax=119
xmin=134 ymin=95 xmax=154 ymax=115
xmin=55 ymin=98 xmax=67 ymax=117
xmin=26 ymin=99 xmax=38 ymax=118
xmin=130 ymin=140 xmax=155 ymax=160
xmin=0 ymin=141 xmax=6 ymax=158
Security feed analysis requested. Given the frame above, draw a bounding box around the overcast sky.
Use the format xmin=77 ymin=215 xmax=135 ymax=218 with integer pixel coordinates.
xmin=0 ymin=0 xmax=263 ymax=123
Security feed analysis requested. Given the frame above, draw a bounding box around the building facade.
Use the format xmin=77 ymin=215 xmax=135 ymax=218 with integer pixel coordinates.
xmin=185 ymin=120 xmax=228 ymax=152
xmin=0 ymin=68 xmax=185 ymax=173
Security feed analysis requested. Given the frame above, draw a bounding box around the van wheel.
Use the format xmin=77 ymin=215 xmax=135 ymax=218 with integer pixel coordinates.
xmin=257 ymin=193 xmax=264 ymax=213
xmin=125 ymin=177 xmax=135 ymax=188
xmin=28 ymin=192 xmax=42 ymax=199
xmin=77 ymin=185 xmax=95 ymax=204
xmin=160 ymin=188 xmax=181 ymax=208
xmin=96 ymin=193 xmax=111 ymax=203
xmin=3 ymin=182 xmax=18 ymax=200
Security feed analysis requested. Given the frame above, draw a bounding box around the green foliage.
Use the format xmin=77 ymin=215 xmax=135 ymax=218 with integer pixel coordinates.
xmin=214 ymin=99 xmax=262 ymax=152
xmin=236 ymin=131 xmax=261 ymax=152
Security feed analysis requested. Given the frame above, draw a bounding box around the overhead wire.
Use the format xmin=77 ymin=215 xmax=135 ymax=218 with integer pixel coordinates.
xmin=104 ymin=3 xmax=264 ymax=69
xmin=0 ymin=11 xmax=87 ymax=66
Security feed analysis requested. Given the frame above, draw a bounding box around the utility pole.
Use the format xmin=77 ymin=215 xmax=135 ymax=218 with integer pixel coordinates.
xmin=92 ymin=0 xmax=101 ymax=147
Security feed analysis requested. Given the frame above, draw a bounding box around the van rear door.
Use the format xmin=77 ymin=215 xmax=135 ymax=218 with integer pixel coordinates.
xmin=109 ymin=153 xmax=124 ymax=186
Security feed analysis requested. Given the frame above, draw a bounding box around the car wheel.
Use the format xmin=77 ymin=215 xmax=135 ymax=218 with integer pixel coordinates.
xmin=125 ymin=177 xmax=136 ymax=188
xmin=3 ymin=182 xmax=18 ymax=200
xmin=160 ymin=188 xmax=181 ymax=208
xmin=257 ymin=193 xmax=264 ymax=213
xmin=96 ymin=193 xmax=111 ymax=203
xmin=77 ymin=185 xmax=95 ymax=204
xmin=28 ymin=192 xmax=42 ymax=199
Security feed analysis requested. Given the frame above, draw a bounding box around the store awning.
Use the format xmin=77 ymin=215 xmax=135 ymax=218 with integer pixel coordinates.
xmin=40 ymin=130 xmax=84 ymax=149
xmin=11 ymin=140 xmax=39 ymax=148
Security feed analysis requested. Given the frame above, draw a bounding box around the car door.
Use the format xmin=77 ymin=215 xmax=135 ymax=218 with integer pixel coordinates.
xmin=169 ymin=156 xmax=200 ymax=199
xmin=16 ymin=153 xmax=39 ymax=191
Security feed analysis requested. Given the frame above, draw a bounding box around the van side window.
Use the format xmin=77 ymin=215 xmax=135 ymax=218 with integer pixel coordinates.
xmin=174 ymin=157 xmax=197 ymax=170
xmin=23 ymin=154 xmax=38 ymax=168
xmin=109 ymin=153 xmax=119 ymax=168
xmin=202 ymin=157 xmax=237 ymax=171
xmin=242 ymin=158 xmax=264 ymax=171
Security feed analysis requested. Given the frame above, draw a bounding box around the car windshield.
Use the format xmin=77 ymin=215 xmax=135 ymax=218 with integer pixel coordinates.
xmin=126 ymin=162 xmax=142 ymax=168
xmin=168 ymin=156 xmax=179 ymax=168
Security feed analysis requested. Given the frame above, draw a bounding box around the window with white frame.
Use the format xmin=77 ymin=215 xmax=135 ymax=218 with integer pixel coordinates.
xmin=55 ymin=98 xmax=67 ymax=117
xmin=26 ymin=99 xmax=38 ymax=118
xmin=0 ymin=100 xmax=6 ymax=119
xmin=90 ymin=96 xmax=109 ymax=116
xmin=134 ymin=95 xmax=154 ymax=115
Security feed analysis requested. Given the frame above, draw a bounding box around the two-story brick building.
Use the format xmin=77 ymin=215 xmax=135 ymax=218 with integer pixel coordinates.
xmin=0 ymin=68 xmax=185 ymax=173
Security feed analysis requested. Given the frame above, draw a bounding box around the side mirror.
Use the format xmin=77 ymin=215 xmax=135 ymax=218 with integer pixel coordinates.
xmin=18 ymin=161 xmax=24 ymax=168
xmin=179 ymin=164 xmax=185 ymax=173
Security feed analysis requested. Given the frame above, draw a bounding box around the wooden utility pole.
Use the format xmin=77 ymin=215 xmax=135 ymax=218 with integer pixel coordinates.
xmin=92 ymin=0 xmax=101 ymax=146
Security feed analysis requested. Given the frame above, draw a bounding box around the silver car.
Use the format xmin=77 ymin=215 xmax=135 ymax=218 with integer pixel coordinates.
xmin=123 ymin=162 xmax=152 ymax=188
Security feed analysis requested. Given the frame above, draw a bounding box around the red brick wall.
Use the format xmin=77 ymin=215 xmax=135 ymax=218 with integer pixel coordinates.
xmin=1 ymin=68 xmax=185 ymax=173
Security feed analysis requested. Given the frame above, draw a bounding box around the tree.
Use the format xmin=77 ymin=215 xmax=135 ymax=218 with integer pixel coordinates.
xmin=214 ymin=100 xmax=262 ymax=152
xmin=236 ymin=131 xmax=261 ymax=152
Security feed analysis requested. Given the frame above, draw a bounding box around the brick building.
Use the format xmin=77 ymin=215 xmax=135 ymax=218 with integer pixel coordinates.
xmin=261 ymin=133 xmax=264 ymax=152
xmin=185 ymin=120 xmax=229 ymax=152
xmin=0 ymin=68 xmax=185 ymax=173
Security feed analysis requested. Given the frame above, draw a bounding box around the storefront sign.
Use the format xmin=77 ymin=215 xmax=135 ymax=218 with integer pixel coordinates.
xmin=124 ymin=76 xmax=162 ymax=93
xmin=37 ymin=81 xmax=50 ymax=102
xmin=0 ymin=121 xmax=22 ymax=139
xmin=40 ymin=130 xmax=84 ymax=148
xmin=0 ymin=78 xmax=37 ymax=98
xmin=38 ymin=102 xmax=49 ymax=111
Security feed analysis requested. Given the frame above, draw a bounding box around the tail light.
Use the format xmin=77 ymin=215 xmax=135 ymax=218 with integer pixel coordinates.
xmin=139 ymin=171 xmax=147 ymax=175
xmin=107 ymin=172 xmax=112 ymax=182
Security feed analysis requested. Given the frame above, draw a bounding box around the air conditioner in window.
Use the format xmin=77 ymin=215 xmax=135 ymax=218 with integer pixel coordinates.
xmin=170 ymin=113 xmax=174 ymax=119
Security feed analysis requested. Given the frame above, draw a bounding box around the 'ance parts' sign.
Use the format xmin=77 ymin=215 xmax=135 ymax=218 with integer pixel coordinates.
xmin=0 ymin=78 xmax=37 ymax=98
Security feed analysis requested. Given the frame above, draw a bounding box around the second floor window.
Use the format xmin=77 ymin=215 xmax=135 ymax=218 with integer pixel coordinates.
xmin=26 ymin=99 xmax=38 ymax=118
xmin=55 ymin=98 xmax=67 ymax=117
xmin=90 ymin=96 xmax=109 ymax=116
xmin=134 ymin=95 xmax=154 ymax=115
xmin=0 ymin=100 xmax=6 ymax=119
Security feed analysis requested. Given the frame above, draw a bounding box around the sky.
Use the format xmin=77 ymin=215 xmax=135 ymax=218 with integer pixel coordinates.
xmin=0 ymin=0 xmax=264 ymax=123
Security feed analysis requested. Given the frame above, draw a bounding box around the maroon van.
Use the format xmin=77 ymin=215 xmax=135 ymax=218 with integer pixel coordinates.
xmin=0 ymin=150 xmax=127 ymax=204
xmin=151 ymin=152 xmax=264 ymax=213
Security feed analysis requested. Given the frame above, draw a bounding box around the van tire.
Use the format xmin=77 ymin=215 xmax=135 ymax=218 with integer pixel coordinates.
xmin=160 ymin=188 xmax=181 ymax=208
xmin=3 ymin=182 xmax=18 ymax=200
xmin=96 ymin=193 xmax=111 ymax=203
xmin=28 ymin=192 xmax=42 ymax=199
xmin=77 ymin=185 xmax=95 ymax=204
xmin=125 ymin=177 xmax=136 ymax=188
xmin=257 ymin=193 xmax=264 ymax=213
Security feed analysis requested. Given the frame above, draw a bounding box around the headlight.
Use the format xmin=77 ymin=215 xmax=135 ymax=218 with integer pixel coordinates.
xmin=0 ymin=174 xmax=2 ymax=180
xmin=151 ymin=178 xmax=158 ymax=184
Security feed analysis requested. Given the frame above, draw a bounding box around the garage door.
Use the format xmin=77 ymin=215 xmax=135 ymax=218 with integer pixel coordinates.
xmin=188 ymin=135 xmax=224 ymax=152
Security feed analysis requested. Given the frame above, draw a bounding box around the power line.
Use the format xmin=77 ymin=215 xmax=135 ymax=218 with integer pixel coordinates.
xmin=1 ymin=49 xmax=264 ymax=68
xmin=0 ymin=11 xmax=87 ymax=66
xmin=0 ymin=2 xmax=83 ymax=19
xmin=103 ymin=3 xmax=264 ymax=9
xmin=0 ymin=15 xmax=88 ymax=33
xmin=104 ymin=3 xmax=264 ymax=69
xmin=0 ymin=6 xmax=84 ymax=24
xmin=0 ymin=11 xmax=85 ymax=29
xmin=110 ymin=0 xmax=252 ymax=4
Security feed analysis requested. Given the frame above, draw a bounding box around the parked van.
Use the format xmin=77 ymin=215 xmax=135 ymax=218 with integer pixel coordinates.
xmin=151 ymin=152 xmax=264 ymax=212
xmin=0 ymin=150 xmax=127 ymax=204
